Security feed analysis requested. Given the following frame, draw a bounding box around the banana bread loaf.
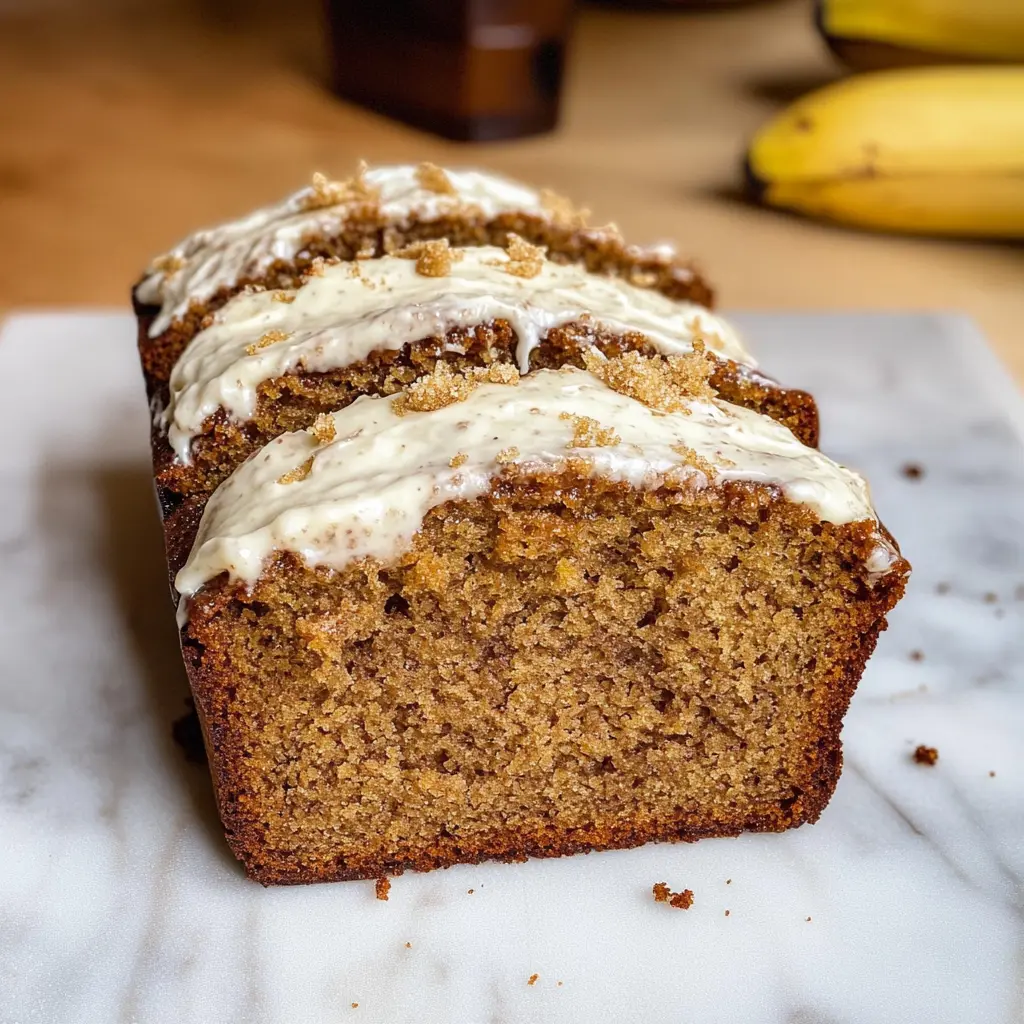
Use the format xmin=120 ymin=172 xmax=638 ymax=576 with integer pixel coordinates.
xmin=136 ymin=165 xmax=906 ymax=885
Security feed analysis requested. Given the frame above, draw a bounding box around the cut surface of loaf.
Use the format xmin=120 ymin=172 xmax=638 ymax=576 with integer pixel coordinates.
xmin=136 ymin=163 xmax=906 ymax=885
xmin=174 ymin=364 xmax=907 ymax=884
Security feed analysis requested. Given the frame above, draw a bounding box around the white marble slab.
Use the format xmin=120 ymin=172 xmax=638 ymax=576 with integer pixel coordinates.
xmin=1 ymin=312 xmax=1022 ymax=1024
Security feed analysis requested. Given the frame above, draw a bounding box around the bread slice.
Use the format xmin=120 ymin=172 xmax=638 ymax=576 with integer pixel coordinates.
xmin=134 ymin=163 xmax=711 ymax=385
xmin=172 ymin=361 xmax=907 ymax=884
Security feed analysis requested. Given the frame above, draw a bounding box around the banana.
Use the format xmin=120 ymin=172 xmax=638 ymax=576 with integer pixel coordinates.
xmin=818 ymin=0 xmax=1024 ymax=69
xmin=745 ymin=67 xmax=1024 ymax=239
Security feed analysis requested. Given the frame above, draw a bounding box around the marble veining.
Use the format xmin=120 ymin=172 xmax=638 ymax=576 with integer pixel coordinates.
xmin=1 ymin=312 xmax=1022 ymax=1024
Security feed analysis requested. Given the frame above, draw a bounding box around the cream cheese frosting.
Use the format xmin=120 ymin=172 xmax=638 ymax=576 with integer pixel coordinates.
xmin=137 ymin=165 xmax=560 ymax=336
xmin=163 ymin=246 xmax=750 ymax=464
xmin=175 ymin=367 xmax=895 ymax=602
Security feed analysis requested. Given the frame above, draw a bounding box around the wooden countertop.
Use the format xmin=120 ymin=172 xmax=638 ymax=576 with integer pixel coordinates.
xmin=2 ymin=0 xmax=1021 ymax=384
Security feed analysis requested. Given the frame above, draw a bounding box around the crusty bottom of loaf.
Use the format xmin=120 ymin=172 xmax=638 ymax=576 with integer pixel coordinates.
xmin=182 ymin=473 xmax=907 ymax=885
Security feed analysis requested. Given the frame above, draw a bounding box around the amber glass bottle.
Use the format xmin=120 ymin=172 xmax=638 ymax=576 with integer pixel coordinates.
xmin=324 ymin=0 xmax=575 ymax=141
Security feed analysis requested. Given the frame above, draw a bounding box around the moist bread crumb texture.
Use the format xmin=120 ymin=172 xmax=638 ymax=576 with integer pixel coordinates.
xmin=183 ymin=472 xmax=905 ymax=883
xmin=136 ymin=163 xmax=909 ymax=885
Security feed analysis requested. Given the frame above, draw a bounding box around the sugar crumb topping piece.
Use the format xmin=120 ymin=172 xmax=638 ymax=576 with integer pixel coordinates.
xmin=913 ymin=744 xmax=939 ymax=766
xmin=671 ymin=443 xmax=716 ymax=478
xmin=415 ymin=162 xmax=457 ymax=195
xmin=277 ymin=455 xmax=314 ymax=485
xmin=628 ymin=265 xmax=661 ymax=288
xmin=394 ymin=238 xmax=462 ymax=277
xmin=150 ymin=252 xmax=184 ymax=276
xmin=478 ymin=361 xmax=521 ymax=386
xmin=583 ymin=347 xmax=715 ymax=412
xmin=560 ymin=412 xmax=620 ymax=449
xmin=495 ymin=446 xmax=520 ymax=464
xmin=493 ymin=233 xmax=546 ymax=278
xmin=271 ymin=290 xmax=296 ymax=303
xmin=540 ymin=187 xmax=590 ymax=229
xmin=310 ymin=413 xmax=337 ymax=445
xmin=449 ymin=452 xmax=469 ymax=468
xmin=374 ymin=876 xmax=391 ymax=901
xmin=302 ymin=164 xmax=381 ymax=211
xmin=527 ymin=974 xmax=539 ymax=987
xmin=392 ymin=361 xmax=521 ymax=417
xmin=245 ymin=329 xmax=292 ymax=356
xmin=301 ymin=255 xmax=342 ymax=282
xmin=652 ymin=882 xmax=694 ymax=909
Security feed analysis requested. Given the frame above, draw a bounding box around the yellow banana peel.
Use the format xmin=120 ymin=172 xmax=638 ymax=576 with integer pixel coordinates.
xmin=819 ymin=0 xmax=1024 ymax=67
xmin=746 ymin=68 xmax=1024 ymax=239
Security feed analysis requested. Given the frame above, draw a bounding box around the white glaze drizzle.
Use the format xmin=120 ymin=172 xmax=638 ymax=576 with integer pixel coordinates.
xmin=175 ymin=368 xmax=896 ymax=602
xmin=137 ymin=166 xmax=557 ymax=336
xmin=163 ymin=247 xmax=750 ymax=464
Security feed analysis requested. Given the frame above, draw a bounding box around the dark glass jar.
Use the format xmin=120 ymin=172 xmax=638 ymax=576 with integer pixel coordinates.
xmin=324 ymin=0 xmax=576 ymax=142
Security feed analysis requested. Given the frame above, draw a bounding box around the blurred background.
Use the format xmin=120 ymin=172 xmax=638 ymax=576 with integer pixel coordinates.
xmin=1 ymin=0 xmax=1022 ymax=381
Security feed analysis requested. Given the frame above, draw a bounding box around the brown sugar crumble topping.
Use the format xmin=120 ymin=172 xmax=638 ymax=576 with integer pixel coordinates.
xmin=374 ymin=876 xmax=391 ymax=901
xmin=497 ymin=233 xmax=546 ymax=278
xmin=495 ymin=446 xmax=520 ymax=465
xmin=393 ymin=362 xmax=520 ymax=417
xmin=277 ymin=455 xmax=314 ymax=485
xmin=652 ymin=882 xmax=694 ymax=909
xmin=913 ymin=745 xmax=939 ymax=766
xmin=245 ymin=329 xmax=292 ymax=356
xmin=310 ymin=413 xmax=337 ymax=445
xmin=449 ymin=452 xmax=469 ymax=468
xmin=394 ymin=238 xmax=462 ymax=277
xmin=271 ymin=290 xmax=296 ymax=304
xmin=584 ymin=347 xmax=715 ymax=412
xmin=415 ymin=162 xmax=457 ymax=195
xmin=527 ymin=974 xmax=539 ymax=987
xmin=301 ymin=255 xmax=341 ymax=282
xmin=560 ymin=412 xmax=620 ymax=449
xmin=671 ymin=444 xmax=716 ymax=478
xmin=392 ymin=363 xmax=475 ymax=415
xmin=303 ymin=165 xmax=380 ymax=211
xmin=150 ymin=252 xmax=184 ymax=276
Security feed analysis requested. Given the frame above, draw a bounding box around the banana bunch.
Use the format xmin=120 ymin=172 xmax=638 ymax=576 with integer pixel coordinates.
xmin=817 ymin=0 xmax=1024 ymax=69
xmin=745 ymin=67 xmax=1024 ymax=238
